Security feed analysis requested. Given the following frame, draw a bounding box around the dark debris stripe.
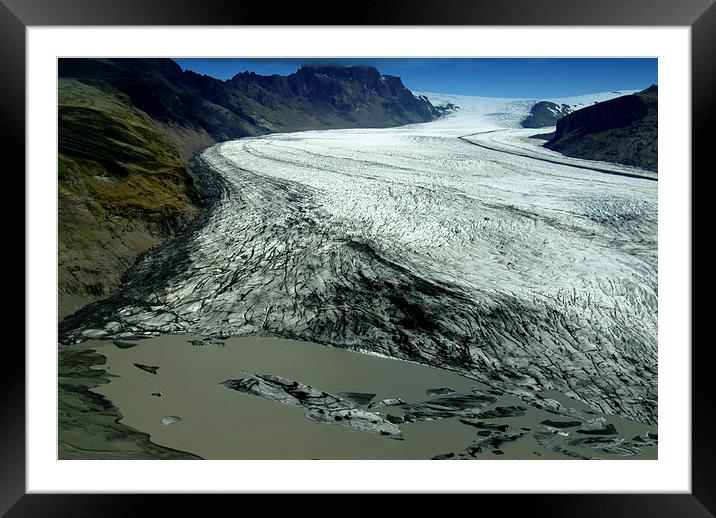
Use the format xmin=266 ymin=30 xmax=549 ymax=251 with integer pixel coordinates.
xmin=458 ymin=133 xmax=658 ymax=182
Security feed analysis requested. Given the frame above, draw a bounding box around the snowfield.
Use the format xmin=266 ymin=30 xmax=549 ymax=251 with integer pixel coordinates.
xmin=63 ymin=92 xmax=658 ymax=425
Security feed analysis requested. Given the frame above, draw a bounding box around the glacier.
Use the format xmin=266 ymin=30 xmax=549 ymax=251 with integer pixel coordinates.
xmin=61 ymin=92 xmax=658 ymax=425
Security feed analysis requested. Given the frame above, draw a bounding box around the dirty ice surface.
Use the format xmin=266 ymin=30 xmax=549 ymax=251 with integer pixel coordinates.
xmin=63 ymin=91 xmax=658 ymax=426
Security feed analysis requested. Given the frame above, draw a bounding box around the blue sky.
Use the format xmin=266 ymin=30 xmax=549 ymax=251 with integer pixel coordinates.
xmin=174 ymin=58 xmax=657 ymax=98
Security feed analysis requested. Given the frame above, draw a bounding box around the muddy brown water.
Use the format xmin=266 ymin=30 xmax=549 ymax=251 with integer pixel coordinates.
xmin=70 ymin=335 xmax=657 ymax=460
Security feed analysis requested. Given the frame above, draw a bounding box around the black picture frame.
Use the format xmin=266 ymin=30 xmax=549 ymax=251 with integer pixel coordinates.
xmin=4 ymin=0 xmax=711 ymax=514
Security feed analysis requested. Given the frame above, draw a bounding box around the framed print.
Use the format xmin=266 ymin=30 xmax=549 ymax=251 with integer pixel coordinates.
xmin=4 ymin=0 xmax=712 ymax=514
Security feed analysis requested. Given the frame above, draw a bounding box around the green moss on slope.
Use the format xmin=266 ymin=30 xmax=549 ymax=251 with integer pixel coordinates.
xmin=58 ymin=78 xmax=199 ymax=318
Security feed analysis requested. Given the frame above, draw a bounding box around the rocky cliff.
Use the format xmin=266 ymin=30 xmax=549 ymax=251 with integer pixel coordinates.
xmin=226 ymin=64 xmax=440 ymax=131
xmin=544 ymin=85 xmax=657 ymax=171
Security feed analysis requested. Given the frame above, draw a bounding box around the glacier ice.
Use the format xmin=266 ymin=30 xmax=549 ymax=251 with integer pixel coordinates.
xmin=61 ymin=92 xmax=658 ymax=425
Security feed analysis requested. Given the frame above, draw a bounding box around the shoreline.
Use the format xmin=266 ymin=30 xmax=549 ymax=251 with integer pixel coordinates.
xmin=61 ymin=334 xmax=657 ymax=460
xmin=58 ymin=346 xmax=201 ymax=459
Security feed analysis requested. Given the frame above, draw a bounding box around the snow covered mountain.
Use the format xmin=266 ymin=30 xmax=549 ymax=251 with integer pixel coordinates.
xmin=418 ymin=90 xmax=639 ymax=130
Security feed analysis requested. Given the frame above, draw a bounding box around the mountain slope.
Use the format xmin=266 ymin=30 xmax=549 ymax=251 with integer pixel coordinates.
xmin=544 ymin=85 xmax=658 ymax=171
xmin=225 ymin=65 xmax=440 ymax=131
xmin=58 ymin=78 xmax=201 ymax=317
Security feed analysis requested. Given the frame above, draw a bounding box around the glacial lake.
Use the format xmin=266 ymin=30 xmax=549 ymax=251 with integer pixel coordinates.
xmin=70 ymin=335 xmax=657 ymax=460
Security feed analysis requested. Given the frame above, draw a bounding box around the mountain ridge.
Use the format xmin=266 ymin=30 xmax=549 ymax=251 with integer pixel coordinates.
xmin=59 ymin=59 xmax=438 ymax=148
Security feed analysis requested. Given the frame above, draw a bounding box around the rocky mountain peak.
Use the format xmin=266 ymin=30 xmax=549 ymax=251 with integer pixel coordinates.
xmin=521 ymin=101 xmax=573 ymax=128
